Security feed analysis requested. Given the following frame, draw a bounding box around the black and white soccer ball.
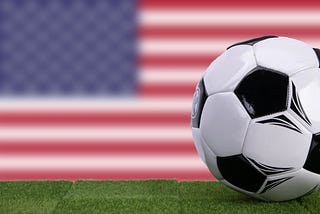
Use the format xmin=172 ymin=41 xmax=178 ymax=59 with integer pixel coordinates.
xmin=191 ymin=36 xmax=320 ymax=201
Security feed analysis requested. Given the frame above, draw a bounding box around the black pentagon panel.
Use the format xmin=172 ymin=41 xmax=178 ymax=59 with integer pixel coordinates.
xmin=234 ymin=67 xmax=289 ymax=118
xmin=217 ymin=154 xmax=266 ymax=192
xmin=191 ymin=78 xmax=208 ymax=128
xmin=313 ymin=48 xmax=320 ymax=68
xmin=303 ymin=133 xmax=320 ymax=174
xmin=227 ymin=36 xmax=278 ymax=50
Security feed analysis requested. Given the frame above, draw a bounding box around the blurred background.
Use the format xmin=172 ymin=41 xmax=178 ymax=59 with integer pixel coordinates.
xmin=0 ymin=0 xmax=319 ymax=180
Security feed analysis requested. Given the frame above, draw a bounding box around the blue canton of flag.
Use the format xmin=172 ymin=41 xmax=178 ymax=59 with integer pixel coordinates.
xmin=0 ymin=0 xmax=137 ymax=96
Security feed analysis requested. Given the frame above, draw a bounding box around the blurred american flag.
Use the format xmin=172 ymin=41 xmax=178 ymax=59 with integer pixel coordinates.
xmin=0 ymin=0 xmax=319 ymax=180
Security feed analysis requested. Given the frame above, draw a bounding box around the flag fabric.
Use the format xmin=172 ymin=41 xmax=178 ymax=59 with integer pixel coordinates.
xmin=0 ymin=0 xmax=320 ymax=180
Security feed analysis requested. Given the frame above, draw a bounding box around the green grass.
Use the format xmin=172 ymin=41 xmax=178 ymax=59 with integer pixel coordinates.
xmin=0 ymin=180 xmax=319 ymax=213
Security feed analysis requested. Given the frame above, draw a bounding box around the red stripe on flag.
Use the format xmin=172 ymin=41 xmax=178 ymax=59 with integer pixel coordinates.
xmin=0 ymin=141 xmax=196 ymax=155
xmin=140 ymin=83 xmax=195 ymax=97
xmin=141 ymin=26 xmax=320 ymax=39
xmin=141 ymin=55 xmax=215 ymax=68
xmin=0 ymin=112 xmax=190 ymax=126
xmin=141 ymin=0 xmax=320 ymax=9
xmin=0 ymin=169 xmax=216 ymax=181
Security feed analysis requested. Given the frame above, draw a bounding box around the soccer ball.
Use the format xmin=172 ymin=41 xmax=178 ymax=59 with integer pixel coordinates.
xmin=191 ymin=36 xmax=320 ymax=201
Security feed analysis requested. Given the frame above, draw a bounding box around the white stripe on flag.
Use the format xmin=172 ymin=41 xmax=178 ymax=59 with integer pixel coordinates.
xmin=141 ymin=38 xmax=234 ymax=54
xmin=140 ymin=68 xmax=202 ymax=84
xmin=140 ymin=9 xmax=320 ymax=26
xmin=0 ymin=126 xmax=192 ymax=141
xmin=0 ymin=155 xmax=205 ymax=170
xmin=0 ymin=98 xmax=192 ymax=113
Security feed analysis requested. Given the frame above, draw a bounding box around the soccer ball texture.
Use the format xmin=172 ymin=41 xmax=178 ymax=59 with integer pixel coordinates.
xmin=191 ymin=36 xmax=320 ymax=201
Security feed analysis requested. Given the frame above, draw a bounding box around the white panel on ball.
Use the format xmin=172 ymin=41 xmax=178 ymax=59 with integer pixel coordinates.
xmin=201 ymin=141 xmax=223 ymax=180
xmin=243 ymin=112 xmax=312 ymax=170
xmin=191 ymin=127 xmax=206 ymax=163
xmin=290 ymin=68 xmax=320 ymax=133
xmin=200 ymin=92 xmax=250 ymax=156
xmin=203 ymin=45 xmax=256 ymax=95
xmin=259 ymin=169 xmax=320 ymax=201
xmin=254 ymin=37 xmax=319 ymax=76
